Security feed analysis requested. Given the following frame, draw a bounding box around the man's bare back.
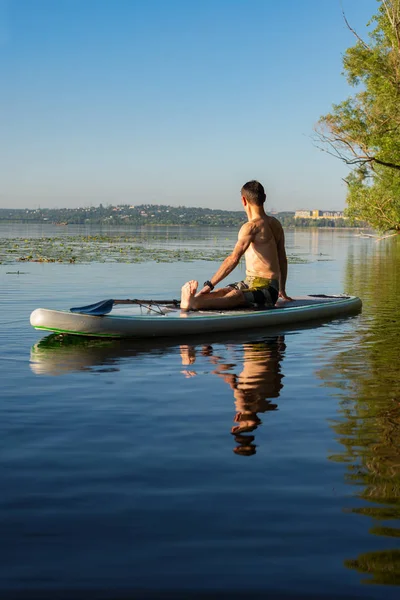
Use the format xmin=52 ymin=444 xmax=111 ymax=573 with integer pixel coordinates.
xmin=181 ymin=181 xmax=292 ymax=311
xmin=242 ymin=215 xmax=282 ymax=280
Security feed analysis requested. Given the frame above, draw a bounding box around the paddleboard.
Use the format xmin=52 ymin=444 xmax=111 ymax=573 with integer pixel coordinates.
xmin=30 ymin=295 xmax=362 ymax=339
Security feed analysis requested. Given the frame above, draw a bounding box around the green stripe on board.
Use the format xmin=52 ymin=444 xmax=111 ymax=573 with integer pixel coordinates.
xmin=33 ymin=326 xmax=122 ymax=337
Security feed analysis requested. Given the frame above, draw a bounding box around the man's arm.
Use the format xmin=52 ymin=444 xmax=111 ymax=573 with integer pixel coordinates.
xmin=197 ymin=222 xmax=255 ymax=295
xmin=275 ymin=223 xmax=292 ymax=301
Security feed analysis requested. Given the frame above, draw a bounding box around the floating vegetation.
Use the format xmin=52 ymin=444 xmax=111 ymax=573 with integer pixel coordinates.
xmin=6 ymin=271 xmax=29 ymax=275
xmin=0 ymin=235 xmax=309 ymax=265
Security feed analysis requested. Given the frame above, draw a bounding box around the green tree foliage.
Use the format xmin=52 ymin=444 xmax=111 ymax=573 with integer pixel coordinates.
xmin=316 ymin=0 xmax=400 ymax=232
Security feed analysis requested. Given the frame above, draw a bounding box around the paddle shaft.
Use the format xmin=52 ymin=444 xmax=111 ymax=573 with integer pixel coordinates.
xmin=115 ymin=299 xmax=180 ymax=306
xmin=70 ymin=297 xmax=180 ymax=315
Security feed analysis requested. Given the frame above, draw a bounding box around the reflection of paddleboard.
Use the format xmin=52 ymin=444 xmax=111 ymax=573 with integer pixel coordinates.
xmin=30 ymin=295 xmax=362 ymax=339
xmin=30 ymin=311 xmax=355 ymax=377
xmin=30 ymin=336 xmax=122 ymax=376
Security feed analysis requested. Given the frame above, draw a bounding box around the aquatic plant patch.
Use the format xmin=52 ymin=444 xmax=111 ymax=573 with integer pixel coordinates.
xmin=0 ymin=235 xmax=308 ymax=265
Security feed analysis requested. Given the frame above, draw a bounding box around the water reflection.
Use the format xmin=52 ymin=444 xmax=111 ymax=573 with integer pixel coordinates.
xmin=318 ymin=237 xmax=400 ymax=585
xmin=180 ymin=338 xmax=286 ymax=456
xmin=31 ymin=333 xmax=286 ymax=457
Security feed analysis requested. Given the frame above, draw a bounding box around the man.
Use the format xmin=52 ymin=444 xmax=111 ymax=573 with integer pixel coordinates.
xmin=180 ymin=180 xmax=292 ymax=311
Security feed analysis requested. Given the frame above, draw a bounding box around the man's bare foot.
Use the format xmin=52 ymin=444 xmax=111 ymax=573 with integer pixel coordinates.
xmin=180 ymin=280 xmax=199 ymax=310
xmin=278 ymin=292 xmax=293 ymax=302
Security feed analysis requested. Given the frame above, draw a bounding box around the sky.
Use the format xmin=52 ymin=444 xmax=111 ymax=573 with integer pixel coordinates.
xmin=0 ymin=0 xmax=379 ymax=211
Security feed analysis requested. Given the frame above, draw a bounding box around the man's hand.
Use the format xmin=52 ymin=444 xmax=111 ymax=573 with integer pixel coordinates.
xmin=196 ymin=285 xmax=212 ymax=296
xmin=279 ymin=290 xmax=293 ymax=302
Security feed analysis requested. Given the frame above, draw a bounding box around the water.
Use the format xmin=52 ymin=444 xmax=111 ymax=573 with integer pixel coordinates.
xmin=1 ymin=225 xmax=399 ymax=599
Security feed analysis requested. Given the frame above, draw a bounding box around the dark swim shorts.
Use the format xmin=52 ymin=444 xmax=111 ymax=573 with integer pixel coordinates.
xmin=227 ymin=276 xmax=279 ymax=308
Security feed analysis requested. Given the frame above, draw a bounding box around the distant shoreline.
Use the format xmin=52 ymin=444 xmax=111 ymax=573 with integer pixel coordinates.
xmin=0 ymin=203 xmax=361 ymax=229
xmin=0 ymin=220 xmax=362 ymax=230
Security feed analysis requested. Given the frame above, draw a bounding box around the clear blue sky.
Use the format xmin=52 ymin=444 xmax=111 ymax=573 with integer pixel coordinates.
xmin=0 ymin=0 xmax=378 ymax=211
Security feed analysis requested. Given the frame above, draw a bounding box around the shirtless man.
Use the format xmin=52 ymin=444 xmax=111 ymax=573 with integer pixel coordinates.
xmin=180 ymin=180 xmax=292 ymax=310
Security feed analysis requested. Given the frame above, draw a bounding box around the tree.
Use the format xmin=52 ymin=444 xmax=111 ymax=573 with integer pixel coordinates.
xmin=315 ymin=0 xmax=400 ymax=232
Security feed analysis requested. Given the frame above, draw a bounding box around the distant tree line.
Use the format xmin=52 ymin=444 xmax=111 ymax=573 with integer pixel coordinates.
xmin=0 ymin=204 xmax=361 ymax=228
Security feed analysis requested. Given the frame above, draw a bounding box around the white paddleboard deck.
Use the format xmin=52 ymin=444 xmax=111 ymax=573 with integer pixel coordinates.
xmin=30 ymin=295 xmax=362 ymax=338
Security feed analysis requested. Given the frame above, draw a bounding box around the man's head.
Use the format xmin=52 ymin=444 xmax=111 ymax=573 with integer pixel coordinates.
xmin=241 ymin=180 xmax=266 ymax=207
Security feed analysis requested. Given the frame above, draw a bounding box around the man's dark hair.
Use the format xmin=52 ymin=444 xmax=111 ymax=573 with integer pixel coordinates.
xmin=241 ymin=180 xmax=266 ymax=206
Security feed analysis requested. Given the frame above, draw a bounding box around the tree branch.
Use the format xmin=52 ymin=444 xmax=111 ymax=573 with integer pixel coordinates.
xmin=382 ymin=0 xmax=400 ymax=51
xmin=342 ymin=9 xmax=371 ymax=50
xmin=374 ymin=158 xmax=400 ymax=170
xmin=314 ymin=124 xmax=400 ymax=171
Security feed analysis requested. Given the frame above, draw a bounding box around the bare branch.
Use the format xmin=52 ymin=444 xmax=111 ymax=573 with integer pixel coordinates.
xmin=313 ymin=126 xmax=373 ymax=165
xmin=342 ymin=9 xmax=371 ymax=50
xmin=314 ymin=117 xmax=400 ymax=171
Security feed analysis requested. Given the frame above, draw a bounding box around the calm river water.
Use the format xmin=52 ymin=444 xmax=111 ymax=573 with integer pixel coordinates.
xmin=1 ymin=224 xmax=399 ymax=599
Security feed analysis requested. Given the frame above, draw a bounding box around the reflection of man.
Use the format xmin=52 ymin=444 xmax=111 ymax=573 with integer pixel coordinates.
xmin=180 ymin=337 xmax=286 ymax=456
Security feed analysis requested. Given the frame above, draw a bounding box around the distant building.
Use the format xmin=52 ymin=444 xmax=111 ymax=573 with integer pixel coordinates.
xmin=311 ymin=210 xmax=323 ymax=219
xmin=295 ymin=210 xmax=344 ymax=219
xmin=295 ymin=210 xmax=312 ymax=218
xmin=322 ymin=211 xmax=344 ymax=218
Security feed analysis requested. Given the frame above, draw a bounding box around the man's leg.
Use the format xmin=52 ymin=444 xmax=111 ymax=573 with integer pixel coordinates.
xmin=181 ymin=280 xmax=247 ymax=311
xmin=196 ymin=287 xmax=232 ymax=298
